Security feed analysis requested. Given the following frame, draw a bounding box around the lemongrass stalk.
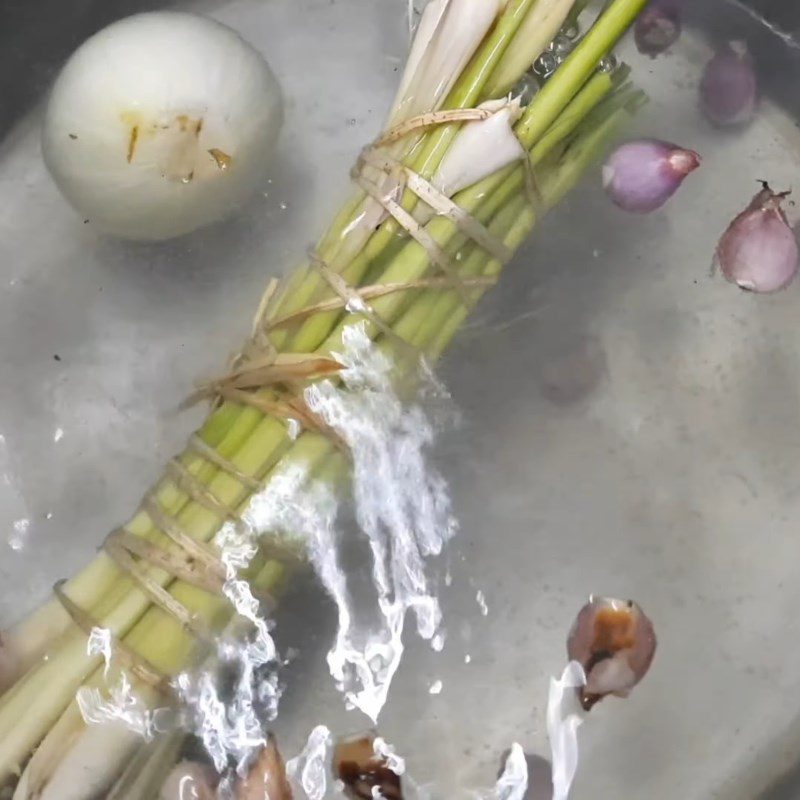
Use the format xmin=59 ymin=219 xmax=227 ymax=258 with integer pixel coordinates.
xmin=428 ymin=104 xmax=639 ymax=359
xmin=389 ymin=0 xmax=451 ymax=123
xmin=1 ymin=2 xmax=648 ymax=787
xmin=13 ymin=557 xmax=288 ymax=799
xmin=95 ymin=0 xmax=607 ymax=575
xmin=0 ymin=144 xmax=550 ymax=788
xmin=281 ymin=0 xmax=641 ymax=356
xmin=1 ymin=52 xmax=624 ymax=726
xmin=389 ymin=0 xmax=504 ymax=125
xmin=0 ymin=64 xmax=624 ymax=744
xmin=515 ymin=0 xmax=648 ymax=145
xmin=0 ymin=407 xmax=259 ymax=692
xmin=106 ymin=733 xmax=185 ymax=800
xmin=13 ymin=692 xmax=156 ymax=800
xmin=270 ymin=0 xmax=540 ymax=344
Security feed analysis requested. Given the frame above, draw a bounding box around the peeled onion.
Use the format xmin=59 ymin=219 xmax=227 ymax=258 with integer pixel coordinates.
xmin=602 ymin=139 xmax=700 ymax=213
xmin=42 ymin=11 xmax=283 ymax=241
xmin=716 ymin=183 xmax=799 ymax=293
xmin=566 ymin=596 xmax=656 ymax=711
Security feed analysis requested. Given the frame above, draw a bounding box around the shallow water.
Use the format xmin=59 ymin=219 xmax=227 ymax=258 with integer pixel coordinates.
xmin=2 ymin=0 xmax=800 ymax=798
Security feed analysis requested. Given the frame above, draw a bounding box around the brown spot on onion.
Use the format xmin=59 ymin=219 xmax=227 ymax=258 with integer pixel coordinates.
xmin=566 ymin=596 xmax=656 ymax=711
xmin=208 ymin=148 xmax=232 ymax=171
xmin=126 ymin=125 xmax=139 ymax=163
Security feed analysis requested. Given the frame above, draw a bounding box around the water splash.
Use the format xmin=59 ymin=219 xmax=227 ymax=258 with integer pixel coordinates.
xmin=304 ymin=322 xmax=458 ymax=721
xmin=175 ymin=322 xmax=455 ymax=765
xmin=374 ymin=736 xmax=406 ymax=776
xmin=547 ymin=661 xmax=586 ymax=800
xmin=76 ymin=672 xmax=159 ymax=740
xmin=86 ymin=625 xmax=113 ymax=678
xmin=7 ymin=518 xmax=29 ymax=552
xmin=286 ymin=725 xmax=333 ymax=800
xmin=495 ymin=744 xmax=528 ymax=800
xmin=176 ymin=466 xmax=337 ymax=773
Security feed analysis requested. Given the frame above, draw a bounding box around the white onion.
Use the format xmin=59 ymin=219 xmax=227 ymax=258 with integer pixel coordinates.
xmin=42 ymin=11 xmax=283 ymax=241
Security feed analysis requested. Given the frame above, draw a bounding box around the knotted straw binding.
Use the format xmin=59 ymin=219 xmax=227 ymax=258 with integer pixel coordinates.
xmin=53 ymin=99 xmax=526 ymax=686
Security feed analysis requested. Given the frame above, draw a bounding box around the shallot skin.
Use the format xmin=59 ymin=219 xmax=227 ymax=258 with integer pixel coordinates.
xmin=700 ymin=41 xmax=758 ymax=127
xmin=635 ymin=0 xmax=682 ymax=58
xmin=603 ymin=139 xmax=701 ymax=214
xmin=566 ymin=596 xmax=656 ymax=711
xmin=716 ymin=185 xmax=799 ymax=293
xmin=235 ymin=733 xmax=293 ymax=800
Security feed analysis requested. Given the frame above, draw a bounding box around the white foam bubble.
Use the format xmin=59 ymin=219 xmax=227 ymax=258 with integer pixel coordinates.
xmin=86 ymin=626 xmax=113 ymax=678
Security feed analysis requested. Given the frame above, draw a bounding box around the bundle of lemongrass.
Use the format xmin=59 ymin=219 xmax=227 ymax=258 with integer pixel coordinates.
xmin=0 ymin=0 xmax=648 ymax=796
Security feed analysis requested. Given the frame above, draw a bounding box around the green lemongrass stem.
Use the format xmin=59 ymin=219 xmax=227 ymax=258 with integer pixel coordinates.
xmin=0 ymin=0 xmax=559 ymax=619
xmin=373 ymin=104 xmax=614 ymax=363
xmin=0 ymin=77 xmax=624 ymax=762
xmin=0 ymin=405 xmax=261 ymax=692
xmin=0 ymin=180 xmax=506 ymax=783
xmin=267 ymin=0 xmax=541 ymax=340
xmin=15 ymin=560 xmax=288 ymax=800
xmin=1 ymin=17 xmax=644 ymax=784
xmin=0 ymin=536 xmax=287 ymax=785
xmin=481 ymin=0 xmax=577 ymax=98
xmin=24 ymin=190 xmax=534 ymax=796
xmin=50 ymin=0 xmax=641 ymax=668
xmin=0 ymin=68 xmax=624 ymax=721
xmin=428 ymin=105 xmax=638 ymax=360
xmin=0 ymin=141 xmax=548 ymax=787
xmin=48 ymin=0 xmax=627 ymax=644
xmin=4 ymin=87 xmax=632 ymax=792
xmin=279 ymin=0 xmax=641 ymax=355
xmin=289 ymin=72 xmax=623 ymax=359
